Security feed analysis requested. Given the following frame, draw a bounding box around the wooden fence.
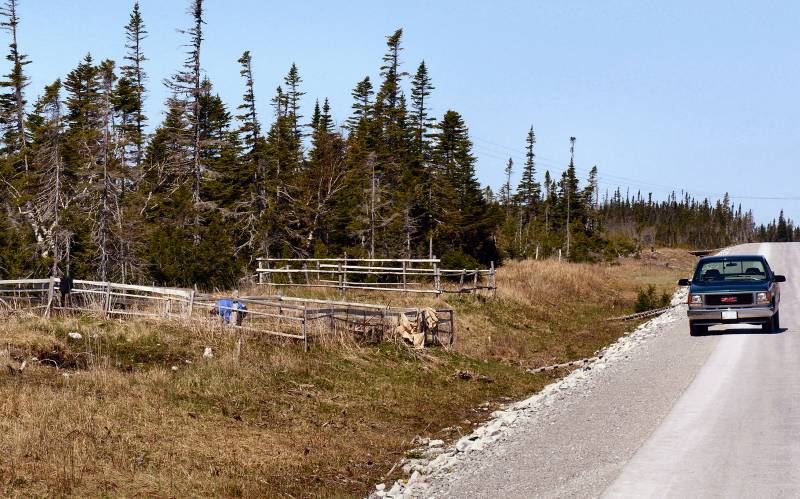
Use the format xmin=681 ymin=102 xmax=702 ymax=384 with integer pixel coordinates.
xmin=0 ymin=278 xmax=194 ymax=319
xmin=255 ymin=258 xmax=497 ymax=296
xmin=0 ymin=279 xmax=455 ymax=351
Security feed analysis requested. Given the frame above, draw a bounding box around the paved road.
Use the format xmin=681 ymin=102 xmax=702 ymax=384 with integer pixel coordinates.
xmin=435 ymin=242 xmax=800 ymax=498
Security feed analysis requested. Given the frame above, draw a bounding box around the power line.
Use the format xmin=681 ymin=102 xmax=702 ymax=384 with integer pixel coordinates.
xmin=471 ymin=136 xmax=800 ymax=202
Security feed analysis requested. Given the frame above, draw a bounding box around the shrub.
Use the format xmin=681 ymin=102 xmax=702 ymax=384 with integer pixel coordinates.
xmin=441 ymin=250 xmax=483 ymax=270
xmin=634 ymin=285 xmax=670 ymax=312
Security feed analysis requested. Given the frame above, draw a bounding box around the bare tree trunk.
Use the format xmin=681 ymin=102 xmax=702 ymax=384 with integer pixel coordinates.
xmin=369 ymin=155 xmax=376 ymax=260
xmin=191 ymin=0 xmax=203 ymax=245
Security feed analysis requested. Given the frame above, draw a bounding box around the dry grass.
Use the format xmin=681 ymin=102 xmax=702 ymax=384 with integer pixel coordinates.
xmin=449 ymin=247 xmax=695 ymax=367
xmin=0 ymin=249 xmax=696 ymax=498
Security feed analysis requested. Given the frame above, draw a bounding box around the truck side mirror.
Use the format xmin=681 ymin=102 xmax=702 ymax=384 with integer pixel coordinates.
xmin=678 ymin=278 xmax=691 ymax=286
xmin=774 ymin=275 xmax=786 ymax=283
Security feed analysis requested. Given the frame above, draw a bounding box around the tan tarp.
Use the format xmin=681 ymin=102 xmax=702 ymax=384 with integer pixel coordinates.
xmin=395 ymin=308 xmax=439 ymax=349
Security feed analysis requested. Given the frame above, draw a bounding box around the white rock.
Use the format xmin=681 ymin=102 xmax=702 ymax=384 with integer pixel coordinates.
xmin=67 ymin=332 xmax=82 ymax=340
xmin=171 ymin=365 xmax=178 ymax=371
xmin=388 ymin=482 xmax=404 ymax=496
xmin=376 ymin=483 xmax=386 ymax=491
xmin=455 ymin=437 xmax=473 ymax=453
xmin=368 ymin=287 xmax=687 ymax=497
xmin=203 ymin=347 xmax=213 ymax=358
xmin=428 ymin=453 xmax=450 ymax=468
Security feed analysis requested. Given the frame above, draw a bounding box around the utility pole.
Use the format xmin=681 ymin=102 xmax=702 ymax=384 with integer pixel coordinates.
xmin=566 ymin=137 xmax=576 ymax=259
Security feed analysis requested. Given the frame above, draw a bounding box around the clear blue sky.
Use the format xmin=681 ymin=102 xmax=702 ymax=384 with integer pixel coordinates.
xmin=17 ymin=0 xmax=800 ymax=223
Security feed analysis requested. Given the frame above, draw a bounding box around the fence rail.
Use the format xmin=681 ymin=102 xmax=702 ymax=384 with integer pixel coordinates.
xmin=256 ymin=257 xmax=496 ymax=296
xmin=0 ymin=278 xmax=455 ymax=351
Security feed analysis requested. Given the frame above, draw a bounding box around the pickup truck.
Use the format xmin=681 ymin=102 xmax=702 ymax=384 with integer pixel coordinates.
xmin=678 ymin=255 xmax=785 ymax=336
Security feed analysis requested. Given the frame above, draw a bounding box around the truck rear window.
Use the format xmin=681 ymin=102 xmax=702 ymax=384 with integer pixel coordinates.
xmin=695 ymin=259 xmax=767 ymax=282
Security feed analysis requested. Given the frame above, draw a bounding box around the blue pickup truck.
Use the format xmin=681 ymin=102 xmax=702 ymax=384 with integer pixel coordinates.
xmin=678 ymin=255 xmax=786 ymax=336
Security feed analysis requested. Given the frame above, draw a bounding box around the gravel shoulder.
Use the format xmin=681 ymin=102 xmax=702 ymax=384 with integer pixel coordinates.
xmin=378 ymin=288 xmax=719 ymax=498
xmin=377 ymin=243 xmax=800 ymax=499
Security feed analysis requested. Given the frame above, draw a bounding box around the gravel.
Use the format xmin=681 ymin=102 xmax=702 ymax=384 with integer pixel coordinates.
xmin=371 ymin=286 xmax=720 ymax=499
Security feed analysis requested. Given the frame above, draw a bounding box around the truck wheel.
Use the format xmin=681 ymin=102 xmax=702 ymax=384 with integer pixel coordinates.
xmin=762 ymin=312 xmax=779 ymax=333
xmin=690 ymin=322 xmax=707 ymax=336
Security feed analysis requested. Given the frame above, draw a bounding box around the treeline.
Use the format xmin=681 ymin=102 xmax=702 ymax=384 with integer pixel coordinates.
xmin=756 ymin=210 xmax=800 ymax=242
xmin=0 ymin=1 xmax=771 ymax=288
xmin=0 ymin=1 xmax=505 ymax=287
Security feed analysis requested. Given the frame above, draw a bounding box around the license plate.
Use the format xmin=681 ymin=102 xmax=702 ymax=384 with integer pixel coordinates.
xmin=722 ymin=311 xmax=738 ymax=320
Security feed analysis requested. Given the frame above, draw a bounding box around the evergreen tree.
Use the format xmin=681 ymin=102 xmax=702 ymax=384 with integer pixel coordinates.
xmin=347 ymin=76 xmax=373 ymax=131
xmin=776 ymin=210 xmax=789 ymax=242
xmin=500 ymin=158 xmax=513 ymax=207
xmin=431 ymin=110 xmax=498 ymax=263
xmin=515 ymin=126 xmax=540 ymax=222
xmin=410 ymin=60 xmax=434 ymax=162
xmin=117 ymin=1 xmax=147 ymax=172
xmin=283 ymin=63 xmax=304 ymax=141
xmin=165 ymin=0 xmax=204 ymax=241
xmin=0 ymin=0 xmax=29 ymax=159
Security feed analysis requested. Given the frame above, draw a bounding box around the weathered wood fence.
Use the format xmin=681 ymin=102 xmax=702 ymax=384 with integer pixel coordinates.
xmin=255 ymin=258 xmax=497 ymax=296
xmin=0 ymin=279 xmax=455 ymax=351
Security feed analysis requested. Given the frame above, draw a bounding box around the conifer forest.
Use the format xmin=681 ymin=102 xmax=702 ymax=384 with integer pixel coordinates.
xmin=0 ymin=1 xmax=786 ymax=288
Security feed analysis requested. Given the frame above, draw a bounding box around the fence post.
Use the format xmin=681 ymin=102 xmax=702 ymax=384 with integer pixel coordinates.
xmin=473 ymin=269 xmax=479 ymax=291
xmin=303 ymin=263 xmax=310 ymax=286
xmin=188 ymin=290 xmax=195 ymax=318
xmin=45 ymin=277 xmax=56 ymax=318
xmin=449 ymin=309 xmax=455 ymax=346
xmin=258 ymin=259 xmax=264 ymax=285
xmin=316 ymin=261 xmax=321 ymax=283
xmin=535 ymin=245 xmax=540 ymax=260
xmin=103 ymin=284 xmax=112 ymax=319
xmin=489 ymin=260 xmax=497 ymax=298
xmin=558 ymin=249 xmax=562 ymax=261
xmin=433 ymin=259 xmax=441 ymax=297
xmin=459 ymin=270 xmax=465 ymax=290
xmin=302 ymin=307 xmax=309 ymax=352
xmin=342 ymin=253 xmax=348 ymax=296
xmin=402 ymin=261 xmax=407 ymax=293
xmin=338 ymin=262 xmax=344 ymax=297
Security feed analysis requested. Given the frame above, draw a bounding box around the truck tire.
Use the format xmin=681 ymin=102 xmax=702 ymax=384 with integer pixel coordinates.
xmin=765 ymin=311 xmax=780 ymax=333
xmin=690 ymin=322 xmax=707 ymax=336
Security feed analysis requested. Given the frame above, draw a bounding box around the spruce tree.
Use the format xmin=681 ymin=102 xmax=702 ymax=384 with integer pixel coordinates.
xmin=235 ymin=49 xmax=266 ymax=240
xmin=165 ymin=0 xmax=204 ymax=241
xmin=410 ymin=60 xmax=434 ymax=162
xmin=431 ymin=110 xmax=497 ymax=263
xmin=309 ymin=99 xmax=321 ymax=133
xmin=118 ymin=1 xmax=147 ymax=171
xmin=347 ymin=76 xmax=373 ymax=131
xmin=500 ymin=157 xmax=513 ymax=207
xmin=0 ymin=0 xmax=29 ymax=159
xmin=283 ymin=63 xmax=304 ymax=140
xmin=515 ymin=126 xmax=540 ymax=222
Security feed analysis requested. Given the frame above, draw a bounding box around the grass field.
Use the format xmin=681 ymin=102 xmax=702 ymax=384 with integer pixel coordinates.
xmin=0 ymin=249 xmax=695 ymax=497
